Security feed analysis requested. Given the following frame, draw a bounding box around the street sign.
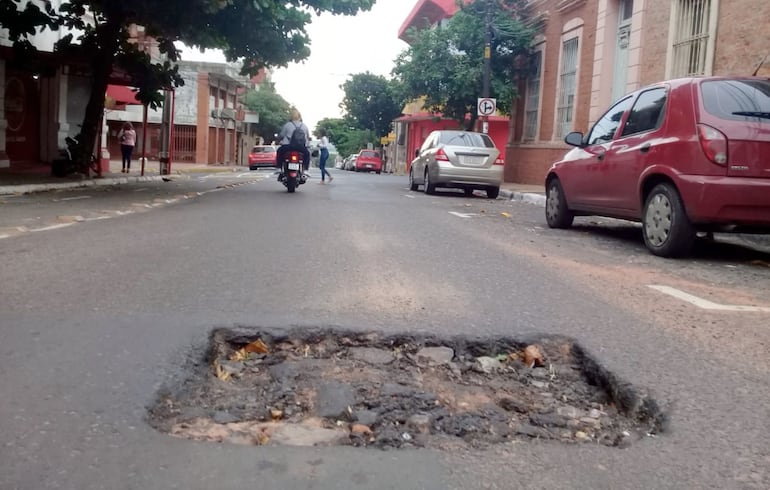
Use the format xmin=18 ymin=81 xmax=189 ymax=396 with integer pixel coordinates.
xmin=477 ymin=98 xmax=496 ymax=116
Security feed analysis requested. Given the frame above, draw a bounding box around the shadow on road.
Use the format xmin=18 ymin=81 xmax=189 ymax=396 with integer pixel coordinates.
xmin=571 ymin=221 xmax=770 ymax=265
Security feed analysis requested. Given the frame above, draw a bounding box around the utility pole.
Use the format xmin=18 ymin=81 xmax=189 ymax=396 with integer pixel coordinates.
xmin=482 ymin=0 xmax=492 ymax=134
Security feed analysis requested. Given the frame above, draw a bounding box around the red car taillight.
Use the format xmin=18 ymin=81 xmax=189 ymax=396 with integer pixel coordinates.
xmin=697 ymin=124 xmax=728 ymax=166
xmin=494 ymin=157 xmax=504 ymax=166
xmin=435 ymin=149 xmax=450 ymax=162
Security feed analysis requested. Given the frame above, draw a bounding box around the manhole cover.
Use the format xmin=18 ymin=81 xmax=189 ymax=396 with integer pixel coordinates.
xmin=148 ymin=328 xmax=665 ymax=449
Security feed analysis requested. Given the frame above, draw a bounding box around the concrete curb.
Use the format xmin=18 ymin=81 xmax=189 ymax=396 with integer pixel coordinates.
xmin=0 ymin=175 xmax=168 ymax=196
xmin=500 ymin=189 xmax=546 ymax=207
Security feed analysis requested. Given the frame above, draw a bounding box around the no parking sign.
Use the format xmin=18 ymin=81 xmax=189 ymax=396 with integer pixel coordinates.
xmin=477 ymin=98 xmax=496 ymax=116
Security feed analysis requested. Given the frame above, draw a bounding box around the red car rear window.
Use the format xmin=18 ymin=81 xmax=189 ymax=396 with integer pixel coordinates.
xmin=360 ymin=151 xmax=379 ymax=158
xmin=701 ymin=79 xmax=770 ymax=123
xmin=251 ymin=146 xmax=276 ymax=153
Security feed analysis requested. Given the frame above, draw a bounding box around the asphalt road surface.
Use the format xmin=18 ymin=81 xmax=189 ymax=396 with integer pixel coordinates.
xmin=1 ymin=170 xmax=769 ymax=490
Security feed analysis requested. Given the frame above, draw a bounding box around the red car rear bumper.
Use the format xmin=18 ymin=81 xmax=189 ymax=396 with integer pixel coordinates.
xmin=677 ymin=175 xmax=770 ymax=225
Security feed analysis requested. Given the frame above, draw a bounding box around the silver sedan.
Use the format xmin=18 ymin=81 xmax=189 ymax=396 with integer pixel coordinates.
xmin=409 ymin=130 xmax=503 ymax=198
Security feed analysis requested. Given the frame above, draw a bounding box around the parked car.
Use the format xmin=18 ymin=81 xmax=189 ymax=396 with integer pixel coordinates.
xmin=344 ymin=154 xmax=357 ymax=171
xmin=355 ymin=150 xmax=383 ymax=174
xmin=248 ymin=145 xmax=277 ymax=169
xmin=409 ymin=130 xmax=503 ymax=198
xmin=545 ymin=76 xmax=770 ymax=258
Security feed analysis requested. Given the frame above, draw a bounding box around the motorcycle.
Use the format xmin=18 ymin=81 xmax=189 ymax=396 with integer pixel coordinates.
xmin=52 ymin=135 xmax=96 ymax=177
xmin=278 ymin=147 xmax=307 ymax=193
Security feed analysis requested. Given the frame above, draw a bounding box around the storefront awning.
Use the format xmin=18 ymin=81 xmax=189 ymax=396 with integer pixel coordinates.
xmin=105 ymin=84 xmax=142 ymax=109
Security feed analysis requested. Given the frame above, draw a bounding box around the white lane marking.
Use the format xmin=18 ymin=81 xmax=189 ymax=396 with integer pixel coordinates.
xmin=29 ymin=223 xmax=76 ymax=232
xmin=404 ymin=194 xmax=415 ymax=199
xmin=133 ymin=188 xmax=149 ymax=192
xmin=53 ymin=195 xmax=92 ymax=202
xmin=449 ymin=211 xmax=477 ymax=219
xmin=648 ymin=285 xmax=770 ymax=313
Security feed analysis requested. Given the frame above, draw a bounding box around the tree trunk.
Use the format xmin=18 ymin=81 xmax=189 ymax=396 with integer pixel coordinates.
xmin=76 ymin=20 xmax=121 ymax=174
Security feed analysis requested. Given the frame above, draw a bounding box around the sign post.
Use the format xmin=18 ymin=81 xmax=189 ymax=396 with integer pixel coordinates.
xmin=477 ymin=98 xmax=496 ymax=134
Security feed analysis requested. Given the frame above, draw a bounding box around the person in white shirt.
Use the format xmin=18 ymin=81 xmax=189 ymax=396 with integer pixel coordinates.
xmin=318 ymin=130 xmax=333 ymax=184
xmin=117 ymin=122 xmax=136 ymax=173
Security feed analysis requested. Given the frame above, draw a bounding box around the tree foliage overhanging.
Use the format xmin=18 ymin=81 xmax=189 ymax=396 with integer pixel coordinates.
xmin=315 ymin=117 xmax=377 ymax=158
xmin=0 ymin=0 xmax=374 ymax=170
xmin=392 ymin=0 xmax=536 ymax=129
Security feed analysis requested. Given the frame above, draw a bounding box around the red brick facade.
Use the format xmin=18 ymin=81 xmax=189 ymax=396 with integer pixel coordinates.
xmin=506 ymin=0 xmax=770 ymax=184
xmin=506 ymin=0 xmax=598 ymax=184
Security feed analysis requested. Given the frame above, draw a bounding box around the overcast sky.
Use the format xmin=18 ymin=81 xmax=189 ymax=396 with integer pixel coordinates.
xmin=179 ymin=0 xmax=417 ymax=132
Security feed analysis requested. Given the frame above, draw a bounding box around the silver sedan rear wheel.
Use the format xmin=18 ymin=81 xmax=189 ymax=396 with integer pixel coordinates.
xmin=409 ymin=168 xmax=418 ymax=191
xmin=424 ymin=168 xmax=436 ymax=194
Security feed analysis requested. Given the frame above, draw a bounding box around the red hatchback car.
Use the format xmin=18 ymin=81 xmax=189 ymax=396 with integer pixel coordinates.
xmin=355 ymin=150 xmax=383 ymax=174
xmin=545 ymin=76 xmax=770 ymax=257
xmin=248 ymin=145 xmax=277 ymax=170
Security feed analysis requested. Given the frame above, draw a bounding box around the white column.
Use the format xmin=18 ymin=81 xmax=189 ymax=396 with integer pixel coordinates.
xmin=0 ymin=59 xmax=9 ymax=168
xmin=56 ymin=68 xmax=71 ymax=148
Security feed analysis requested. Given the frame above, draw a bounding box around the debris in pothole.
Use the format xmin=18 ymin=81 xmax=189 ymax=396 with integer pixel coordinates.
xmin=148 ymin=328 xmax=666 ymax=450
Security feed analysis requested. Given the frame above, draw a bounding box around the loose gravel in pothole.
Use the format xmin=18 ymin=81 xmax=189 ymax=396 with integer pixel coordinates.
xmin=148 ymin=328 xmax=666 ymax=450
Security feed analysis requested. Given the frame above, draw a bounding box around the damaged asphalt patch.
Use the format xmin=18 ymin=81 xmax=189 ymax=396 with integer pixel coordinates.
xmin=148 ymin=327 xmax=666 ymax=450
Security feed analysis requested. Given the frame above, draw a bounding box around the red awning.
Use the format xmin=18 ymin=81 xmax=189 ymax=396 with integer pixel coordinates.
xmin=105 ymin=84 xmax=142 ymax=107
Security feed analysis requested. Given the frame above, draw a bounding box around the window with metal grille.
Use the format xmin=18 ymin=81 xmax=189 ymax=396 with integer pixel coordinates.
xmin=524 ymin=50 xmax=543 ymax=140
xmin=557 ymin=37 xmax=579 ymax=138
xmin=670 ymin=0 xmax=713 ymax=77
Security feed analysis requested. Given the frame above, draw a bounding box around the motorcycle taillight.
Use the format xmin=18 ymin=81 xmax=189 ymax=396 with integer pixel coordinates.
xmin=289 ymin=152 xmax=301 ymax=162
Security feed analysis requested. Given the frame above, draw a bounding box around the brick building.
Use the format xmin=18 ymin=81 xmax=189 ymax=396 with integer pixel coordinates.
xmin=105 ymin=61 xmax=260 ymax=167
xmin=506 ymin=0 xmax=770 ymax=184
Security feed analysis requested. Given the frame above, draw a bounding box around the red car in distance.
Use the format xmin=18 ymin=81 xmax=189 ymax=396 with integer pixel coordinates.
xmin=248 ymin=145 xmax=277 ymax=170
xmin=355 ymin=150 xmax=383 ymax=174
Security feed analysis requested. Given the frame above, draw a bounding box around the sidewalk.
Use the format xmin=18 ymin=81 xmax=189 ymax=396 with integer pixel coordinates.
xmin=500 ymin=182 xmax=546 ymax=206
xmin=0 ymin=160 xmax=248 ymax=196
xmin=0 ymin=159 xmax=546 ymax=203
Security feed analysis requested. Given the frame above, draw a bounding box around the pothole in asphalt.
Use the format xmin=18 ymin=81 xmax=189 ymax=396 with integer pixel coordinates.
xmin=148 ymin=328 xmax=666 ymax=450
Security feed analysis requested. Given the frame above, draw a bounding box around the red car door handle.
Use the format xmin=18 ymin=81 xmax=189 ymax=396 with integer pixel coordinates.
xmin=640 ymin=143 xmax=651 ymax=153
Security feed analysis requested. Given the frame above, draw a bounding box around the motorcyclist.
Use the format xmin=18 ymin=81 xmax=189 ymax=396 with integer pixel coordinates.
xmin=276 ymin=108 xmax=311 ymax=181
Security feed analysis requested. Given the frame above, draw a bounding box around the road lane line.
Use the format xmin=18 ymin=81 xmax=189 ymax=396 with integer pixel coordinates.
xmin=53 ymin=195 xmax=92 ymax=201
xmin=648 ymin=285 xmax=770 ymax=313
xmin=29 ymin=223 xmax=76 ymax=232
xmin=449 ymin=211 xmax=477 ymax=219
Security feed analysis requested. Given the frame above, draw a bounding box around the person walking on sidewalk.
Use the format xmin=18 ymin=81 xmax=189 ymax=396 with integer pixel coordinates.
xmin=118 ymin=122 xmax=136 ymax=173
xmin=318 ymin=130 xmax=333 ymax=184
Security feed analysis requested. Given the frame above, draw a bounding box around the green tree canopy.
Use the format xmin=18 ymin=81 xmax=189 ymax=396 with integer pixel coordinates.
xmin=315 ymin=117 xmax=377 ymax=157
xmin=242 ymin=82 xmax=291 ymax=144
xmin=392 ymin=0 xmax=535 ymax=129
xmin=0 ymin=0 xmax=374 ymax=170
xmin=340 ymin=72 xmax=402 ymax=138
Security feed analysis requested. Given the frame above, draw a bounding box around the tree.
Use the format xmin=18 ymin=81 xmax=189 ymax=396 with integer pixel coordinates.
xmin=392 ymin=0 xmax=535 ymax=130
xmin=314 ymin=117 xmax=376 ymax=157
xmin=242 ymin=82 xmax=291 ymax=143
xmin=0 ymin=0 xmax=374 ymax=171
xmin=340 ymin=72 xmax=402 ymax=138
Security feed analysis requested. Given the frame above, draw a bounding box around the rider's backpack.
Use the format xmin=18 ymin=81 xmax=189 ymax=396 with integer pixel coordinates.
xmin=289 ymin=122 xmax=307 ymax=147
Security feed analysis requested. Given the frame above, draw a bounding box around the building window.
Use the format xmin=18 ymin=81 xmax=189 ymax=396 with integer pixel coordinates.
xmin=523 ymin=49 xmax=543 ymax=141
xmin=557 ymin=37 xmax=579 ymax=138
xmin=668 ymin=0 xmax=718 ymax=77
